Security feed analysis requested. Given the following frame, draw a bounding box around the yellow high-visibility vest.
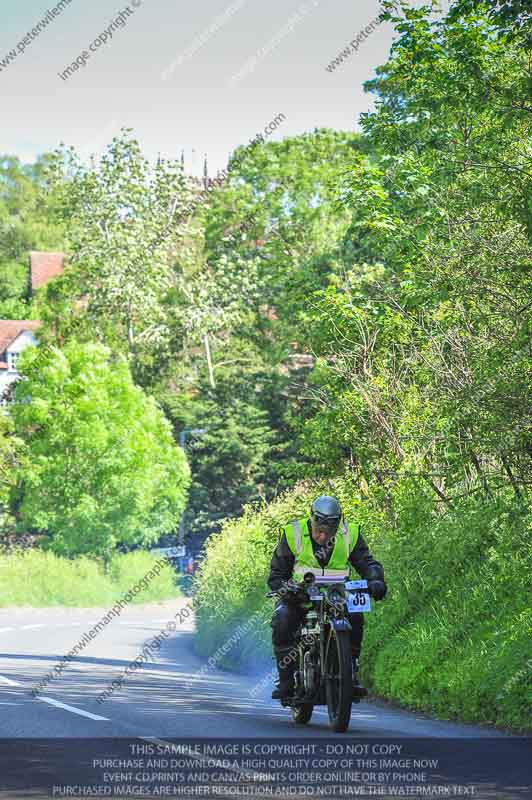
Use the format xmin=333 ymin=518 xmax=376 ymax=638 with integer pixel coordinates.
xmin=284 ymin=518 xmax=358 ymax=581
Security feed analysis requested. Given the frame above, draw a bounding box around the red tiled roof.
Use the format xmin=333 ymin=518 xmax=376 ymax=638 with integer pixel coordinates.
xmin=30 ymin=251 xmax=65 ymax=291
xmin=0 ymin=320 xmax=41 ymax=355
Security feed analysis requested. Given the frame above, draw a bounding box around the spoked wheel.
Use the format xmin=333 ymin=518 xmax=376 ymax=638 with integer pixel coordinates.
xmin=325 ymin=628 xmax=353 ymax=732
xmin=292 ymin=703 xmax=313 ymax=725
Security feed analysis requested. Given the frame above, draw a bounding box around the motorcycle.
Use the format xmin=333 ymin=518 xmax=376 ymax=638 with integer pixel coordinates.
xmin=267 ymin=572 xmax=373 ymax=733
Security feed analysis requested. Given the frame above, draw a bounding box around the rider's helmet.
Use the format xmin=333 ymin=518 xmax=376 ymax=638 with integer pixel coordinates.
xmin=310 ymin=495 xmax=342 ymax=535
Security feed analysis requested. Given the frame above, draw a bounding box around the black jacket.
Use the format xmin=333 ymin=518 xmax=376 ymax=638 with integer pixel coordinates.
xmin=267 ymin=519 xmax=385 ymax=592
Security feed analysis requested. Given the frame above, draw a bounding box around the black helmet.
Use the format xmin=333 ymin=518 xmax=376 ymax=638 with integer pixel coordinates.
xmin=310 ymin=495 xmax=342 ymax=528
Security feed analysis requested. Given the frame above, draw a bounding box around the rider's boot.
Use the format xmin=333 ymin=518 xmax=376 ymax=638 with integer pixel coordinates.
xmin=271 ymin=646 xmax=297 ymax=700
xmin=351 ymin=655 xmax=368 ymax=700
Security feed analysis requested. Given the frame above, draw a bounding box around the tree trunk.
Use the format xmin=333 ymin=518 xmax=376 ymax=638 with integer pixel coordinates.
xmin=501 ymin=455 xmax=522 ymax=500
xmin=471 ymin=452 xmax=492 ymax=499
xmin=203 ymin=333 xmax=215 ymax=388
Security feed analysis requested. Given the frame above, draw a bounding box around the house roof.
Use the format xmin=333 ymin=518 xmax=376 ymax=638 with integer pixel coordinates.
xmin=29 ymin=251 xmax=65 ymax=291
xmin=0 ymin=320 xmax=41 ymax=356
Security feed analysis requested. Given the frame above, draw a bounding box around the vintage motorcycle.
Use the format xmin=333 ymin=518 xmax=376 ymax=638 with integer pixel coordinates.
xmin=267 ymin=572 xmax=372 ymax=733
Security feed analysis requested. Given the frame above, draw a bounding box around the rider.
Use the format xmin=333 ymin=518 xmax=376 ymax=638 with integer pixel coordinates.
xmin=267 ymin=495 xmax=387 ymax=700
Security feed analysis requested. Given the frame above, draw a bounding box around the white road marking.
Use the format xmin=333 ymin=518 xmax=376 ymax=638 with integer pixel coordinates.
xmin=0 ymin=675 xmax=22 ymax=686
xmin=0 ymin=627 xmax=13 ymax=633
xmin=20 ymin=624 xmax=47 ymax=630
xmin=38 ymin=697 xmax=109 ymax=721
xmin=0 ymin=674 xmax=109 ymax=721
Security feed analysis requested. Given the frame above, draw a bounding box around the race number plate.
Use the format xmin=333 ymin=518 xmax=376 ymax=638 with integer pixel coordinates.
xmin=346 ymin=580 xmax=371 ymax=613
xmin=347 ymin=591 xmax=371 ymax=612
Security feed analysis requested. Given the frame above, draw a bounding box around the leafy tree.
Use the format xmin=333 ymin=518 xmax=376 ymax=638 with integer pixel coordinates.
xmin=158 ymin=341 xmax=297 ymax=541
xmin=0 ymin=410 xmax=23 ymax=533
xmin=297 ymin=0 xmax=532 ymax=508
xmin=45 ymin=131 xmax=199 ymax=364
xmin=44 ymin=131 xmax=264 ymax=398
xmin=184 ymin=398 xmax=275 ymax=536
xmin=204 ymin=129 xmax=367 ymax=344
xmin=0 ymin=154 xmax=65 ymax=317
xmin=9 ymin=341 xmax=190 ymax=557
xmin=448 ymin=0 xmax=532 ymax=39
xmin=148 ymin=131 xmax=366 ymax=539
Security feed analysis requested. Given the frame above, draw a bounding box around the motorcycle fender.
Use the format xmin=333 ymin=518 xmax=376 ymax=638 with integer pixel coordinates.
xmin=331 ymin=618 xmax=351 ymax=631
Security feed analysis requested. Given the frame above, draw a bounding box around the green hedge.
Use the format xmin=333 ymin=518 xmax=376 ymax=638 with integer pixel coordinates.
xmin=0 ymin=549 xmax=179 ymax=607
xmin=194 ymin=481 xmax=531 ymax=732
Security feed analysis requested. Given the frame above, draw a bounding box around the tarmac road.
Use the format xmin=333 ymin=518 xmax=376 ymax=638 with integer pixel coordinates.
xmin=0 ymin=599 xmax=529 ymax=799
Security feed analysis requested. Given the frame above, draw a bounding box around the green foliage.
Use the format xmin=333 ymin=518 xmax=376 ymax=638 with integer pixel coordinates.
xmin=0 ymin=261 xmax=28 ymax=302
xmin=44 ymin=131 xmax=264 ymax=393
xmin=362 ymin=490 xmax=531 ymax=731
xmin=0 ymin=409 xmax=23 ymax=527
xmin=162 ymin=130 xmax=367 ymax=535
xmin=182 ymin=398 xmax=275 ymax=528
xmin=205 ymin=129 xmax=365 ymax=342
xmin=0 ymin=154 xmax=65 ymax=314
xmin=107 ymin=550 xmax=178 ymax=603
xmin=9 ymin=340 xmax=190 ymax=557
xmin=44 ymin=131 xmax=198 ymax=361
xmin=158 ymin=345 xmax=299 ymax=539
xmin=0 ymin=549 xmax=179 ymax=607
xmin=295 ymin=0 xmax=532 ymax=505
xmin=448 ymin=0 xmax=532 ymax=40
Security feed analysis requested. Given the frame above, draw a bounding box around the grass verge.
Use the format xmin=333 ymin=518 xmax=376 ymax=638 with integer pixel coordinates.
xmin=0 ymin=549 xmax=180 ymax=607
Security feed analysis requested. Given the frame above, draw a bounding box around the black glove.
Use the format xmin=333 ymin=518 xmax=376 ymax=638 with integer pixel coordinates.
xmin=280 ymin=579 xmax=307 ymax=605
xmin=368 ymin=579 xmax=387 ymax=600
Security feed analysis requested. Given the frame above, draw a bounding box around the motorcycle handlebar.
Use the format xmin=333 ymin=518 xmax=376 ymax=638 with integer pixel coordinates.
xmin=266 ymin=576 xmax=384 ymax=600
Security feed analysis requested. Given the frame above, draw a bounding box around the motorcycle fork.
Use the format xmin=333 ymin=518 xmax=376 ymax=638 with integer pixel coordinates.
xmin=321 ymin=607 xmax=351 ymax=680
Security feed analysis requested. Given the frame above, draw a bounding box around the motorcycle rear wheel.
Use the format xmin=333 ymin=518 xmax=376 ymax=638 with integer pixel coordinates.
xmin=325 ymin=629 xmax=352 ymax=732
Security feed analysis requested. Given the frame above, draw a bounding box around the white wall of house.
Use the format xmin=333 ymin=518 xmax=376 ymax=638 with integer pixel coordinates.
xmin=0 ymin=330 xmax=38 ymax=400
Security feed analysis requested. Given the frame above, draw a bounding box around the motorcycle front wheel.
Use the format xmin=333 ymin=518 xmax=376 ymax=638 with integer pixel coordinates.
xmin=325 ymin=628 xmax=352 ymax=732
xmin=292 ymin=703 xmax=313 ymax=725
